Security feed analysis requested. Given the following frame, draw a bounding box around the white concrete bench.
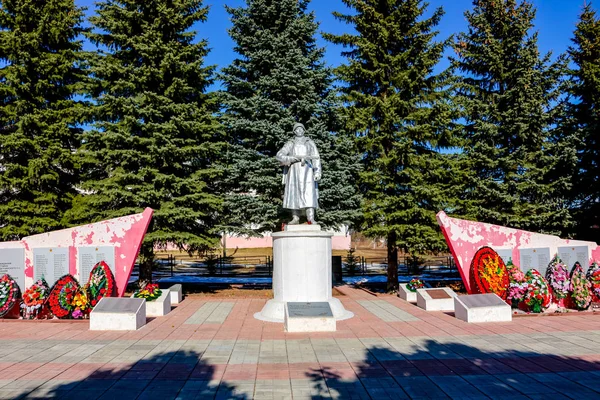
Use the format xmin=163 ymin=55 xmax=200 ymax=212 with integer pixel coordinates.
xmin=90 ymin=298 xmax=146 ymax=331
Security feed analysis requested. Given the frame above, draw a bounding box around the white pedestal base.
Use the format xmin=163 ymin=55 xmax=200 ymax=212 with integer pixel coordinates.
xmin=90 ymin=298 xmax=146 ymax=331
xmin=169 ymin=284 xmax=183 ymax=304
xmin=398 ymin=284 xmax=418 ymax=303
xmin=454 ymin=294 xmax=512 ymax=323
xmin=255 ymin=225 xmax=353 ymax=325
xmin=146 ymin=289 xmax=171 ymax=317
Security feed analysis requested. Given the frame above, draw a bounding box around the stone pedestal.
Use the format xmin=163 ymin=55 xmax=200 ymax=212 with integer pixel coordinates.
xmin=90 ymin=298 xmax=146 ymax=331
xmin=285 ymin=302 xmax=336 ymax=332
xmin=416 ymin=287 xmax=457 ymax=311
xmin=454 ymin=294 xmax=512 ymax=323
xmin=169 ymin=284 xmax=183 ymax=304
xmin=254 ymin=225 xmax=353 ymax=323
xmin=146 ymin=289 xmax=171 ymax=317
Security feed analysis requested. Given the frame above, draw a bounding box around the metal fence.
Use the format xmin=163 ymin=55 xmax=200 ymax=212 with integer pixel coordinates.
xmin=153 ymin=253 xmax=455 ymax=278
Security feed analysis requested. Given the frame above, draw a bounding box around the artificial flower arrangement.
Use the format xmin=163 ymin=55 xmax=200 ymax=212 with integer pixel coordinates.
xmin=406 ymin=278 xmax=425 ymax=292
xmin=0 ymin=274 xmax=21 ymax=318
xmin=48 ymin=275 xmax=81 ymax=318
xmin=587 ymin=262 xmax=600 ymax=302
xmin=506 ymin=260 xmax=527 ymax=308
xmin=545 ymin=256 xmax=571 ymax=303
xmin=21 ymin=278 xmax=50 ymax=319
xmin=70 ymin=286 xmax=90 ymax=319
xmin=134 ymin=283 xmax=162 ymax=301
xmin=571 ymin=262 xmax=592 ymax=310
xmin=470 ymin=247 xmax=509 ymax=300
xmin=523 ymin=269 xmax=551 ymax=313
xmin=87 ymin=261 xmax=116 ymax=308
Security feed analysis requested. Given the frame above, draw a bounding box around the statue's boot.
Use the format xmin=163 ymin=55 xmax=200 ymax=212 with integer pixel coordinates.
xmin=306 ymin=208 xmax=317 ymax=225
xmin=288 ymin=210 xmax=301 ymax=225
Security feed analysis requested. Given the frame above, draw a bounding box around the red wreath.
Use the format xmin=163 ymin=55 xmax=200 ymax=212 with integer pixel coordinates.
xmin=470 ymin=247 xmax=509 ymax=300
xmin=48 ymin=275 xmax=80 ymax=319
xmin=87 ymin=261 xmax=116 ymax=308
xmin=0 ymin=274 xmax=21 ymax=318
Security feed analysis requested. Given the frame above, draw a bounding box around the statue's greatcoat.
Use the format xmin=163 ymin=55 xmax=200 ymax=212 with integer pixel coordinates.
xmin=276 ymin=133 xmax=320 ymax=210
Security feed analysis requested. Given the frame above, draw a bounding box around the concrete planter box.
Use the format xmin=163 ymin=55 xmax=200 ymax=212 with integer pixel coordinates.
xmin=398 ymin=284 xmax=418 ymax=303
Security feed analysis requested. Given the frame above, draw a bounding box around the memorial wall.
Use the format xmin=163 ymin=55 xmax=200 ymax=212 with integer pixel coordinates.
xmin=437 ymin=211 xmax=599 ymax=294
xmin=0 ymin=208 xmax=152 ymax=298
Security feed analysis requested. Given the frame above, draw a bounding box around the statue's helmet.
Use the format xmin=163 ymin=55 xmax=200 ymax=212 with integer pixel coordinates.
xmin=293 ymin=122 xmax=306 ymax=134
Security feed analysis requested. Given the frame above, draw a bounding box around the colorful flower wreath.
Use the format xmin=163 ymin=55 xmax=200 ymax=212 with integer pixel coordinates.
xmin=506 ymin=261 xmax=527 ymax=307
xmin=71 ymin=286 xmax=90 ymax=319
xmin=21 ymin=278 xmax=50 ymax=319
xmin=134 ymin=283 xmax=162 ymax=301
xmin=87 ymin=261 xmax=116 ymax=308
xmin=571 ymin=262 xmax=592 ymax=310
xmin=587 ymin=262 xmax=600 ymax=302
xmin=470 ymin=247 xmax=509 ymax=300
xmin=406 ymin=278 xmax=425 ymax=292
xmin=523 ymin=269 xmax=551 ymax=313
xmin=545 ymin=256 xmax=571 ymax=300
xmin=0 ymin=274 xmax=21 ymax=318
xmin=48 ymin=275 xmax=80 ymax=319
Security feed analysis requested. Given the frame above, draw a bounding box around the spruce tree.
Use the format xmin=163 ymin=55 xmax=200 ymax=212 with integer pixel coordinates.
xmin=325 ymin=0 xmax=457 ymax=291
xmin=220 ymin=0 xmax=362 ymax=236
xmin=70 ymin=0 xmax=224 ymax=281
xmin=0 ymin=0 xmax=86 ymax=240
xmin=453 ymin=0 xmax=573 ymax=235
xmin=568 ymin=4 xmax=600 ymax=242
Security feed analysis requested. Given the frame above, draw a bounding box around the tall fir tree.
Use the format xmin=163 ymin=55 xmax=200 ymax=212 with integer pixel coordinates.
xmin=325 ymin=0 xmax=458 ymax=291
xmin=70 ymin=0 xmax=224 ymax=281
xmin=453 ymin=0 xmax=573 ymax=235
xmin=220 ymin=0 xmax=362 ymax=236
xmin=568 ymin=3 xmax=600 ymax=242
xmin=0 ymin=0 xmax=86 ymax=240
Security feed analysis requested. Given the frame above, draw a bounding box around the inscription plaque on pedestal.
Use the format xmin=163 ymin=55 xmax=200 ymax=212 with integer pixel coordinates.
xmin=0 ymin=248 xmax=25 ymax=290
xmin=78 ymin=246 xmax=116 ymax=284
xmin=519 ymin=248 xmax=551 ymax=275
xmin=33 ymin=247 xmax=69 ymax=287
xmin=427 ymin=289 xmax=452 ymax=299
xmin=287 ymin=302 xmax=334 ymax=318
xmin=557 ymin=246 xmax=589 ymax=272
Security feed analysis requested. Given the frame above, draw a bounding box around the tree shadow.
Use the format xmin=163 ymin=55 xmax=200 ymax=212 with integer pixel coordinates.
xmin=21 ymin=350 xmax=249 ymax=399
xmin=305 ymin=338 xmax=600 ymax=399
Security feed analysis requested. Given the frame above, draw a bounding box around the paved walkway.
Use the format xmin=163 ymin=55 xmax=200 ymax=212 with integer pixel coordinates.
xmin=1 ymin=286 xmax=600 ymax=399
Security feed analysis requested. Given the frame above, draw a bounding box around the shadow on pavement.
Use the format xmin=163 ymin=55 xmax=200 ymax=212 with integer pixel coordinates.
xmin=305 ymin=339 xmax=600 ymax=399
xmin=9 ymin=336 xmax=600 ymax=399
xmin=26 ymin=350 xmax=248 ymax=399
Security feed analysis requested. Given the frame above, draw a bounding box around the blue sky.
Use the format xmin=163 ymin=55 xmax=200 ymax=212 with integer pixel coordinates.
xmin=77 ymin=0 xmax=588 ymax=75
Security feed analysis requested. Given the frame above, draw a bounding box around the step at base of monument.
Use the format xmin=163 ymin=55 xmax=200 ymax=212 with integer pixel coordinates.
xmin=284 ymin=302 xmax=336 ymax=332
xmin=255 ymin=297 xmax=353 ymax=323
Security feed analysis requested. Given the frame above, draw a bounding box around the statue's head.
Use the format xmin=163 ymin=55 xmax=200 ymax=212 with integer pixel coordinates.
xmin=293 ymin=122 xmax=305 ymax=137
